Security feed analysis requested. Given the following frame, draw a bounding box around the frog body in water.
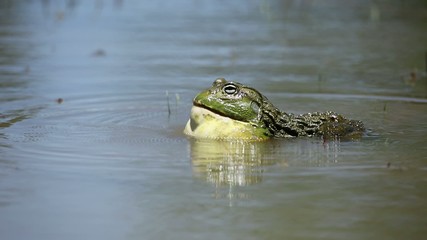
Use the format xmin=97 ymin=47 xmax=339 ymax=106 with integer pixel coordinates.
xmin=184 ymin=78 xmax=365 ymax=141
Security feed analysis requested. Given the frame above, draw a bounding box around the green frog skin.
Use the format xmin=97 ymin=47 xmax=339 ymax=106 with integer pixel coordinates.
xmin=184 ymin=78 xmax=365 ymax=141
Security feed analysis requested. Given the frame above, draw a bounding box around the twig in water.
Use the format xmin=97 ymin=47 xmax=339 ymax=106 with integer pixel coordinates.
xmin=318 ymin=74 xmax=323 ymax=92
xmin=175 ymin=93 xmax=180 ymax=110
xmin=166 ymin=90 xmax=171 ymax=116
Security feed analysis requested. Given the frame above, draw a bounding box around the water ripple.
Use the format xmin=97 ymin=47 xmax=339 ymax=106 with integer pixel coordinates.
xmin=1 ymin=90 xmax=190 ymax=176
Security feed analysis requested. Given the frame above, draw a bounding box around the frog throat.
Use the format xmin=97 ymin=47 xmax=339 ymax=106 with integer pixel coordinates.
xmin=183 ymin=106 xmax=270 ymax=141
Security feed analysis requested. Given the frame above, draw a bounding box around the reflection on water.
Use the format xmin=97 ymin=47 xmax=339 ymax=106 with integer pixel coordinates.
xmin=0 ymin=107 xmax=42 ymax=130
xmin=190 ymin=140 xmax=274 ymax=186
xmin=190 ymin=137 xmax=343 ymax=186
xmin=0 ymin=0 xmax=427 ymax=239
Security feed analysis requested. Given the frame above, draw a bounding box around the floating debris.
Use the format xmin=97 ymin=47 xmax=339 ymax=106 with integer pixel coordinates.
xmin=402 ymin=68 xmax=420 ymax=87
xmin=55 ymin=11 xmax=65 ymax=21
xmin=24 ymin=65 xmax=30 ymax=74
xmin=92 ymin=49 xmax=106 ymax=57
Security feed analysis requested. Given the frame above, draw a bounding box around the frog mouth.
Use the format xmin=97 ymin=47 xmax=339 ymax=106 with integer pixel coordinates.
xmin=192 ymin=101 xmax=230 ymax=119
xmin=192 ymin=101 xmax=249 ymax=123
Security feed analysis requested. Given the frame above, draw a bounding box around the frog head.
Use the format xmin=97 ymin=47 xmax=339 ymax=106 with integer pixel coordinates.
xmin=184 ymin=78 xmax=270 ymax=140
xmin=193 ymin=78 xmax=264 ymax=125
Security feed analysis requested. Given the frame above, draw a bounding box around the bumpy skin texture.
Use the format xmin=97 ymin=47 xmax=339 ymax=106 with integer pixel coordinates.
xmin=192 ymin=78 xmax=365 ymax=139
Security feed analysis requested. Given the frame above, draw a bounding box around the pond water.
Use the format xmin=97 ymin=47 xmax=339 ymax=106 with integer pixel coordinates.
xmin=1 ymin=0 xmax=427 ymax=239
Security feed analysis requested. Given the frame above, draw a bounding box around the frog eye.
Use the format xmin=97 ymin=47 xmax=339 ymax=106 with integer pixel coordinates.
xmin=223 ymin=83 xmax=238 ymax=95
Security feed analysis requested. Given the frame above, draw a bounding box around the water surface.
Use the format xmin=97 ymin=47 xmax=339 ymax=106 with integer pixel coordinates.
xmin=1 ymin=1 xmax=427 ymax=239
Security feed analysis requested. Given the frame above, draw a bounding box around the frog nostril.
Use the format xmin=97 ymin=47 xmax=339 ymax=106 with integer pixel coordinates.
xmin=214 ymin=78 xmax=226 ymax=85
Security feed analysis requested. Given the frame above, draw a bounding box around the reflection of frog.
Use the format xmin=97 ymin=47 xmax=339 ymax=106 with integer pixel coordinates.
xmin=190 ymin=139 xmax=288 ymax=187
xmin=184 ymin=78 xmax=365 ymax=140
xmin=190 ymin=140 xmax=268 ymax=187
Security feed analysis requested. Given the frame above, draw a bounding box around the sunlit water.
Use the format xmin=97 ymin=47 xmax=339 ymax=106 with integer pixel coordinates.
xmin=1 ymin=1 xmax=427 ymax=239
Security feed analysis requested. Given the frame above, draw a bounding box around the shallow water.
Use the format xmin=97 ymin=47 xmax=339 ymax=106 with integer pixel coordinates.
xmin=1 ymin=0 xmax=427 ymax=239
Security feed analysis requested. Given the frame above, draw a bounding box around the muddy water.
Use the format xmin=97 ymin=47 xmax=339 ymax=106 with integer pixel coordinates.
xmin=1 ymin=1 xmax=427 ymax=239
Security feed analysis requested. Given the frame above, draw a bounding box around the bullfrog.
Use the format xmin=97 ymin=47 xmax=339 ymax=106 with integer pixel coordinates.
xmin=184 ymin=78 xmax=365 ymax=141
